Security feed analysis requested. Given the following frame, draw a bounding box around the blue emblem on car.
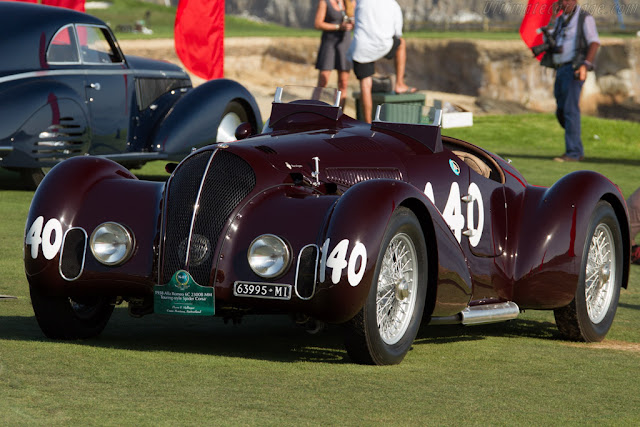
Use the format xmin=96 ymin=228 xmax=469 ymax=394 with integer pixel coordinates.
xmin=175 ymin=270 xmax=190 ymax=290
xmin=449 ymin=159 xmax=460 ymax=176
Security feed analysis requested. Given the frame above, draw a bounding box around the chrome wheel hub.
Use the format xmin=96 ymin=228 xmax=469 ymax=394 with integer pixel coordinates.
xmin=216 ymin=112 xmax=243 ymax=143
xmin=376 ymin=233 xmax=418 ymax=345
xmin=585 ymin=223 xmax=616 ymax=324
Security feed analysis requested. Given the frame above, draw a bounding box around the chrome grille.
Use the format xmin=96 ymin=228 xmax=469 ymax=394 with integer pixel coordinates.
xmin=161 ymin=150 xmax=256 ymax=285
xmin=325 ymin=167 xmax=403 ymax=187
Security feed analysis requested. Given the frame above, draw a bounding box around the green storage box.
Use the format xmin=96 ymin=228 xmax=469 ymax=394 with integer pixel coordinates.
xmin=353 ymin=92 xmax=426 ymax=122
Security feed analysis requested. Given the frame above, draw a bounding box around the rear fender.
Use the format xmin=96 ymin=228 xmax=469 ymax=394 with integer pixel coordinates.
xmin=512 ymin=170 xmax=629 ymax=308
xmin=318 ymin=179 xmax=472 ymax=323
xmin=0 ymin=81 xmax=89 ymax=167
xmin=24 ymin=156 xmax=164 ymax=297
xmin=152 ymin=79 xmax=262 ymax=158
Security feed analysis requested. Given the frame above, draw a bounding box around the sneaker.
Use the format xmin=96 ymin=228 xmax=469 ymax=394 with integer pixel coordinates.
xmin=553 ymin=154 xmax=584 ymax=162
xmin=632 ymin=245 xmax=640 ymax=265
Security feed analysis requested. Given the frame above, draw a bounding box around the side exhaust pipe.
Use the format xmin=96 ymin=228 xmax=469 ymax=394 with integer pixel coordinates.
xmin=429 ymin=301 xmax=520 ymax=326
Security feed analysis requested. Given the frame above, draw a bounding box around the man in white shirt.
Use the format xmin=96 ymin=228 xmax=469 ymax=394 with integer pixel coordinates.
xmin=551 ymin=0 xmax=599 ymax=162
xmin=347 ymin=0 xmax=416 ymax=123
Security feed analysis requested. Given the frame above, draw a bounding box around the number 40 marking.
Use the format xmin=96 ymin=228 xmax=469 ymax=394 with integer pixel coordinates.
xmin=25 ymin=216 xmax=63 ymax=260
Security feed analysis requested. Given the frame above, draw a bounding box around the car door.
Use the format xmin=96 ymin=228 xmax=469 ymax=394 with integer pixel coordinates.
xmin=77 ymin=24 xmax=132 ymax=155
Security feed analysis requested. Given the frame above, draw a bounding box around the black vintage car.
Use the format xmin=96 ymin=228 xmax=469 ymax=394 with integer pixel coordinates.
xmin=0 ymin=2 xmax=261 ymax=188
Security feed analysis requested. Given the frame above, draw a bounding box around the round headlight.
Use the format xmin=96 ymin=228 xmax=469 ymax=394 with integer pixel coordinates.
xmin=247 ymin=234 xmax=290 ymax=278
xmin=90 ymin=222 xmax=134 ymax=266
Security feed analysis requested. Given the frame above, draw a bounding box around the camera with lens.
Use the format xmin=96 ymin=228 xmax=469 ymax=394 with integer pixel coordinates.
xmin=531 ymin=26 xmax=562 ymax=57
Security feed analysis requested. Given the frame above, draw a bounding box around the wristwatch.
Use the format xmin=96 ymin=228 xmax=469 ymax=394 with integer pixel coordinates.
xmin=583 ymin=60 xmax=594 ymax=71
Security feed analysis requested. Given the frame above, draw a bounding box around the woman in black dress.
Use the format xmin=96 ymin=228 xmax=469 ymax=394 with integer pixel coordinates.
xmin=314 ymin=0 xmax=354 ymax=108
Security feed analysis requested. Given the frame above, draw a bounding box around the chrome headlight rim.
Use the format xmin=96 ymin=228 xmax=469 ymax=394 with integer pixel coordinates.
xmin=247 ymin=234 xmax=291 ymax=279
xmin=89 ymin=221 xmax=134 ymax=266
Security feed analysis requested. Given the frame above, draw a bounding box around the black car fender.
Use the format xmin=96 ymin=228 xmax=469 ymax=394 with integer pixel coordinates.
xmin=151 ymin=79 xmax=262 ymax=158
xmin=0 ymin=81 xmax=89 ymax=165
xmin=511 ymin=170 xmax=629 ymax=309
xmin=317 ymin=178 xmax=473 ymax=323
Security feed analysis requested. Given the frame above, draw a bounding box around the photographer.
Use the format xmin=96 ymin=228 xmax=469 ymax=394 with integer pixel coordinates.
xmin=543 ymin=0 xmax=599 ymax=162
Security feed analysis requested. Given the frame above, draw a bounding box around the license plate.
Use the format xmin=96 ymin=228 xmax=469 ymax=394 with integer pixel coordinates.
xmin=233 ymin=281 xmax=292 ymax=300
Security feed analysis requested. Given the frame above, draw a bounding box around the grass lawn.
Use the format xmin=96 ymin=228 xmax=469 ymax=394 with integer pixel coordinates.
xmin=1 ymin=113 xmax=640 ymax=424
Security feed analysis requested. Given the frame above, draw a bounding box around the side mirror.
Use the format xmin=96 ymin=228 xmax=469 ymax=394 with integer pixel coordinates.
xmin=234 ymin=122 xmax=253 ymax=141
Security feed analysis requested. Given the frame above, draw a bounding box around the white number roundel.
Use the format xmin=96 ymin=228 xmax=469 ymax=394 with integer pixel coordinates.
xmin=320 ymin=238 xmax=368 ymax=287
xmin=26 ymin=216 xmax=63 ymax=260
xmin=425 ymin=181 xmax=485 ymax=247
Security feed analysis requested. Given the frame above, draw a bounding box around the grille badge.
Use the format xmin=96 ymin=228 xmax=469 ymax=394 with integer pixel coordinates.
xmin=178 ymin=234 xmax=211 ymax=267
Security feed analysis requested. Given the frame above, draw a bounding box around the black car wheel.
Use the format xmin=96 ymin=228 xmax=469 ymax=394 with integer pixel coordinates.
xmin=30 ymin=285 xmax=115 ymax=340
xmin=344 ymin=207 xmax=427 ymax=365
xmin=554 ymin=201 xmax=623 ymax=342
xmin=21 ymin=167 xmax=50 ymax=190
xmin=216 ymin=100 xmax=250 ymax=143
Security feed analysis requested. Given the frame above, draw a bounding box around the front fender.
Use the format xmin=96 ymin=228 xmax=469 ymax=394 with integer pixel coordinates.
xmin=152 ymin=79 xmax=262 ymax=158
xmin=25 ymin=156 xmax=164 ymax=297
xmin=512 ymin=170 xmax=629 ymax=308
xmin=318 ymin=179 xmax=472 ymax=323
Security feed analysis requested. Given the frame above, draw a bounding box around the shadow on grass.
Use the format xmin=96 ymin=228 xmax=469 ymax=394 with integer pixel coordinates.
xmin=619 ymin=302 xmax=640 ymax=311
xmin=415 ymin=317 xmax=561 ymax=346
xmin=0 ymin=304 xmax=564 ymax=364
xmin=0 ymin=168 xmax=33 ymax=191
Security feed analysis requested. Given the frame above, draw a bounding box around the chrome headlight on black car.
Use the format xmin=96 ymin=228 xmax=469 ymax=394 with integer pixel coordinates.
xmin=90 ymin=222 xmax=134 ymax=266
xmin=248 ymin=234 xmax=291 ymax=278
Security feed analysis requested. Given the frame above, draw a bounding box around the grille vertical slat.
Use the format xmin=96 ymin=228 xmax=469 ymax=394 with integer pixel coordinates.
xmin=161 ymin=151 xmax=213 ymax=284
xmin=161 ymin=150 xmax=256 ymax=286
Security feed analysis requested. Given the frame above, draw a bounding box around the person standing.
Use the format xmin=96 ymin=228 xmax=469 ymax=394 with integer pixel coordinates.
xmin=315 ymin=0 xmax=354 ymax=108
xmin=551 ymin=0 xmax=600 ymax=162
xmin=347 ymin=0 xmax=416 ymax=123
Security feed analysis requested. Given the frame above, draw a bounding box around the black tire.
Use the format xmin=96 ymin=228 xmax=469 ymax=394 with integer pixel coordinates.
xmin=216 ymin=100 xmax=250 ymax=143
xmin=344 ymin=207 xmax=428 ymax=365
xmin=30 ymin=285 xmax=115 ymax=340
xmin=20 ymin=168 xmax=47 ymax=190
xmin=554 ymin=201 xmax=623 ymax=342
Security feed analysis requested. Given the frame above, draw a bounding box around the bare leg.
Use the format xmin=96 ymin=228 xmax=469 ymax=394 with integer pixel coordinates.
xmin=338 ymin=70 xmax=349 ymax=108
xmin=317 ymin=70 xmax=331 ymax=87
xmin=394 ymin=38 xmax=410 ymax=93
xmin=360 ymin=76 xmax=373 ymax=123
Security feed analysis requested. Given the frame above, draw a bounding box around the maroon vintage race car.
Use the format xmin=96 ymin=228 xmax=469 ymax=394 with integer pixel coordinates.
xmin=24 ymin=86 xmax=630 ymax=365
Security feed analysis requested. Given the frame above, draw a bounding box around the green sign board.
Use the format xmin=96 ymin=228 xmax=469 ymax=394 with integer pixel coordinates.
xmin=154 ymin=270 xmax=214 ymax=316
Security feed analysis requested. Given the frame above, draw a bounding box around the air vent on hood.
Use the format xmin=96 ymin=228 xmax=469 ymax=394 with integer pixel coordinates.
xmin=255 ymin=145 xmax=277 ymax=155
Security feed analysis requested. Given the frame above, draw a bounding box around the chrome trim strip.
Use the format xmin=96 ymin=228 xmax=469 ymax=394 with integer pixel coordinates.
xmin=184 ymin=150 xmax=218 ymax=267
xmin=0 ymin=68 xmax=188 ymax=86
xmin=59 ymin=227 xmax=88 ymax=282
xmin=294 ymin=244 xmax=319 ymax=301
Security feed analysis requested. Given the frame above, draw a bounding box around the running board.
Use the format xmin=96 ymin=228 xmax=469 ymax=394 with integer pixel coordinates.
xmin=429 ymin=301 xmax=520 ymax=326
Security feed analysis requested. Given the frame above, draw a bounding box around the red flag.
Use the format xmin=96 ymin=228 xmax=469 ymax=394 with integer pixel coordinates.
xmin=519 ymin=0 xmax=556 ymax=49
xmin=4 ymin=0 xmax=38 ymax=3
xmin=41 ymin=0 xmax=85 ymax=12
xmin=174 ymin=0 xmax=224 ymax=80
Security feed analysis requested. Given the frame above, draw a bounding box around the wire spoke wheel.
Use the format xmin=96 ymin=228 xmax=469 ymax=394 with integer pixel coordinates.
xmin=344 ymin=207 xmax=427 ymax=365
xmin=376 ymin=233 xmax=418 ymax=345
xmin=554 ymin=201 xmax=623 ymax=342
xmin=584 ymin=223 xmax=615 ymax=324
